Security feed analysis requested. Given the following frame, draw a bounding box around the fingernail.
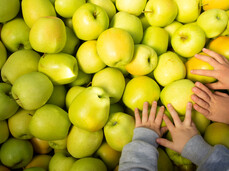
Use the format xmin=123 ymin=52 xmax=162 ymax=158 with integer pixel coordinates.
xmin=203 ymin=48 xmax=206 ymax=51
xmin=190 ymin=70 xmax=194 ymax=73
xmin=167 ymin=104 xmax=171 ymax=107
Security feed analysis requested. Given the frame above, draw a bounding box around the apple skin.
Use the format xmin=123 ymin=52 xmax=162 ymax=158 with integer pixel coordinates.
xmin=29 ymin=104 xmax=71 ymax=141
xmin=110 ymin=103 xmax=124 ymax=114
xmin=123 ymin=76 xmax=160 ymax=111
xmin=139 ymin=13 xmax=150 ymax=31
xmin=68 ymin=69 xmax=92 ymax=87
xmin=69 ymin=86 xmax=110 ymax=132
xmin=25 ymin=155 xmax=52 ymax=170
xmin=30 ymin=137 xmax=52 ymax=155
xmin=67 ymin=126 xmax=103 ymax=158
xmin=157 ymin=148 xmax=174 ymax=171
xmin=48 ymin=137 xmax=67 ymax=150
xmin=47 ymin=85 xmax=66 ymax=108
xmin=72 ymin=3 xmax=109 ymax=41
xmin=192 ymin=110 xmax=210 ymax=135
xmin=97 ymin=28 xmax=134 ymax=67
xmin=0 ymin=0 xmax=20 ymax=23
xmin=1 ymin=49 xmax=40 ymax=84
xmin=65 ymin=86 xmax=86 ymax=109
xmin=0 ymin=120 xmax=9 ymax=144
xmin=0 ymin=41 xmax=7 ymax=70
xmin=0 ymin=138 xmax=33 ymax=169
xmin=202 ymin=0 xmax=229 ymax=11
xmin=23 ymin=167 xmax=46 ymax=171
xmin=164 ymin=21 xmax=183 ymax=45
xmin=0 ymin=165 xmax=10 ymax=171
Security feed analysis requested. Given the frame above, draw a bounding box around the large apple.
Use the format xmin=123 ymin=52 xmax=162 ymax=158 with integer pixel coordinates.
xmin=25 ymin=155 xmax=52 ymax=170
xmin=47 ymin=85 xmax=66 ymax=108
xmin=0 ymin=0 xmax=20 ymax=23
xmin=0 ymin=120 xmax=9 ymax=144
xmin=72 ymin=3 xmax=109 ymax=40
xmin=202 ymin=0 xmax=229 ymax=11
xmin=0 ymin=41 xmax=7 ymax=70
xmin=65 ymin=86 xmax=85 ymax=109
xmin=30 ymin=137 xmax=52 ymax=155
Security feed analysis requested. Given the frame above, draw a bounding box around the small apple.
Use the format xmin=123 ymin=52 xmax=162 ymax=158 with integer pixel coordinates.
xmin=47 ymin=85 xmax=66 ymax=108
xmin=164 ymin=21 xmax=183 ymax=45
xmin=0 ymin=41 xmax=7 ymax=70
xmin=30 ymin=137 xmax=52 ymax=155
xmin=0 ymin=120 xmax=9 ymax=144
xmin=192 ymin=110 xmax=210 ymax=135
xmin=65 ymin=86 xmax=86 ymax=109
xmin=48 ymin=137 xmax=67 ymax=150
xmin=202 ymin=0 xmax=229 ymax=11
xmin=68 ymin=69 xmax=92 ymax=87
xmin=0 ymin=0 xmax=20 ymax=23
xmin=139 ymin=13 xmax=150 ymax=31
xmin=25 ymin=155 xmax=52 ymax=170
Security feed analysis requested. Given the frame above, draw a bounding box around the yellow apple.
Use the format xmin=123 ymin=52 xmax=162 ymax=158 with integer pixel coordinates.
xmin=30 ymin=137 xmax=52 ymax=155
xmin=25 ymin=155 xmax=52 ymax=170
xmin=202 ymin=0 xmax=229 ymax=11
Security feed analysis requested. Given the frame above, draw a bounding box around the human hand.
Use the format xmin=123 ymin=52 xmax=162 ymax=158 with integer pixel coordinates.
xmin=190 ymin=48 xmax=229 ymax=90
xmin=135 ymin=101 xmax=167 ymax=137
xmin=191 ymin=81 xmax=229 ymax=124
xmin=156 ymin=102 xmax=198 ymax=154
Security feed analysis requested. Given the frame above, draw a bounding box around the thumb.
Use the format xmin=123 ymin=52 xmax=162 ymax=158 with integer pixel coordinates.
xmin=156 ymin=138 xmax=173 ymax=149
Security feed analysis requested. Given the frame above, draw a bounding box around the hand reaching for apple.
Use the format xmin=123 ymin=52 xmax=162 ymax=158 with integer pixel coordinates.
xmin=134 ymin=101 xmax=167 ymax=137
xmin=192 ymin=82 xmax=229 ymax=124
xmin=191 ymin=48 xmax=229 ymax=90
xmin=156 ymin=102 xmax=198 ymax=154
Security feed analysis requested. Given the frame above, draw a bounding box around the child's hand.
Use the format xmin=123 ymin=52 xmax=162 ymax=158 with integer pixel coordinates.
xmin=156 ymin=102 xmax=198 ymax=154
xmin=192 ymin=82 xmax=229 ymax=124
xmin=191 ymin=48 xmax=229 ymax=90
xmin=135 ymin=101 xmax=167 ymax=137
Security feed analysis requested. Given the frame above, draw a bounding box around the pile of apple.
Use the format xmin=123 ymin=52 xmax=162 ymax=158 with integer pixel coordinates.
xmin=1 ymin=0 xmax=229 ymax=170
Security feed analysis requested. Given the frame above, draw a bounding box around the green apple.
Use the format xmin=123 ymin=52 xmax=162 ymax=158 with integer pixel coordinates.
xmin=76 ymin=40 xmax=106 ymax=74
xmin=65 ymin=86 xmax=85 ymax=109
xmin=12 ymin=72 xmax=53 ymax=110
xmin=141 ymin=26 xmax=169 ymax=55
xmin=69 ymin=157 xmax=107 ymax=171
xmin=49 ymin=151 xmax=76 ymax=171
xmin=55 ymin=0 xmax=86 ymax=18
xmin=25 ymin=155 xmax=52 ymax=170
xmin=110 ymin=103 xmax=124 ymax=114
xmin=171 ymin=23 xmax=206 ymax=57
xmin=48 ymin=137 xmax=67 ymax=150
xmin=1 ymin=49 xmax=40 ymax=84
xmin=123 ymin=76 xmax=160 ymax=111
xmin=0 ymin=120 xmax=9 ymax=144
xmin=68 ymin=69 xmax=92 ymax=87
xmin=23 ymin=167 xmax=46 ymax=171
xmin=38 ymin=53 xmax=78 ymax=85
xmin=157 ymin=148 xmax=174 ymax=171
xmin=197 ymin=9 xmax=228 ymax=38
xmin=30 ymin=137 xmax=52 ymax=155
xmin=125 ymin=44 xmax=158 ymax=76
xmin=164 ymin=21 xmax=183 ymax=44
xmin=139 ymin=13 xmax=150 ymax=31
xmin=22 ymin=0 xmax=56 ymax=28
xmin=0 ymin=41 xmax=7 ymax=70
xmin=0 ymin=83 xmax=19 ymax=120
xmin=92 ymin=67 xmax=125 ymax=104
xmin=144 ymin=0 xmax=177 ymax=27
xmin=192 ymin=110 xmax=210 ymax=135
xmin=47 ymin=85 xmax=66 ymax=108
xmin=0 ymin=0 xmax=20 ymax=23
xmin=72 ymin=3 xmax=109 ymax=41
xmin=104 ymin=112 xmax=135 ymax=151
xmin=29 ymin=16 xmax=66 ymax=53
xmin=63 ymin=18 xmax=73 ymax=29
xmin=8 ymin=109 xmax=35 ymax=139
xmin=116 ymin=0 xmax=147 ymax=16
xmin=160 ymin=79 xmax=195 ymax=115
xmin=0 ymin=138 xmax=33 ymax=169
xmin=69 ymin=86 xmax=110 ymax=131
xmin=110 ymin=11 xmax=143 ymax=44
xmin=204 ymin=122 xmax=229 ymax=148
xmin=67 ymin=126 xmax=103 ymax=158
xmin=97 ymin=28 xmax=134 ymax=67
xmin=153 ymin=51 xmax=186 ymax=87
xmin=29 ymin=104 xmax=71 ymax=141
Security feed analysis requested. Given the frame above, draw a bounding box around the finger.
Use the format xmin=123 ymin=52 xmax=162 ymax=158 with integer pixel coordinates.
xmin=191 ymin=94 xmax=210 ymax=109
xmin=214 ymin=91 xmax=229 ymax=97
xmin=193 ymin=103 xmax=210 ymax=118
xmin=192 ymin=86 xmax=211 ymax=102
xmin=202 ymin=48 xmax=226 ymax=64
xmin=205 ymin=82 xmax=223 ymax=90
xmin=163 ymin=114 xmax=175 ymax=130
xmin=148 ymin=101 xmax=157 ymax=123
xmin=160 ymin=126 xmax=168 ymax=136
xmin=194 ymin=53 xmax=219 ymax=67
xmin=183 ymin=102 xmax=193 ymax=126
xmin=155 ymin=106 xmax=165 ymax=126
xmin=142 ymin=102 xmax=149 ymax=124
xmin=156 ymin=138 xmax=174 ymax=150
xmin=195 ymin=82 xmax=213 ymax=96
xmin=190 ymin=69 xmax=217 ymax=78
xmin=134 ymin=108 xmax=142 ymax=127
xmin=167 ymin=104 xmax=182 ymax=126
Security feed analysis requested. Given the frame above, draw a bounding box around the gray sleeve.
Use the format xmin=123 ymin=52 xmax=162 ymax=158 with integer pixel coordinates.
xmin=119 ymin=127 xmax=159 ymax=171
xmin=181 ymin=134 xmax=229 ymax=171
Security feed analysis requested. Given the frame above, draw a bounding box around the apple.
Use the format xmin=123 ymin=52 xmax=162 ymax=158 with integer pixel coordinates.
xmin=171 ymin=23 xmax=206 ymax=57
xmin=192 ymin=110 xmax=210 ymax=135
xmin=0 ymin=138 xmax=33 ymax=169
xmin=92 ymin=67 xmax=125 ymax=104
xmin=116 ymin=0 xmax=147 ymax=16
xmin=123 ymin=76 xmax=160 ymax=111
xmin=76 ymin=40 xmax=106 ymax=74
xmin=164 ymin=21 xmax=183 ymax=45
xmin=125 ymin=44 xmax=158 ymax=76
xmin=63 ymin=18 xmax=73 ymax=29
xmin=0 ymin=83 xmax=19 ymax=120
xmin=139 ymin=13 xmax=150 ymax=31
xmin=160 ymin=79 xmax=195 ymax=115
xmin=197 ymin=9 xmax=228 ymax=38
xmin=153 ymin=51 xmax=186 ymax=87
xmin=67 ymin=126 xmax=103 ymax=158
xmin=47 ymin=85 xmax=66 ymax=108
xmin=72 ymin=3 xmax=109 ymax=41
xmin=69 ymin=157 xmax=107 ymax=171
xmin=202 ymin=0 xmax=229 ymax=11
xmin=65 ymin=86 xmax=85 ymax=109
xmin=0 ymin=165 xmax=10 ymax=171
xmin=0 ymin=0 xmax=20 ymax=23
xmin=69 ymin=86 xmax=110 ymax=131
xmin=1 ymin=49 xmax=40 ymax=84
xmin=68 ymin=69 xmax=92 ymax=87
xmin=157 ymin=148 xmax=174 ymax=171
xmin=22 ymin=0 xmax=56 ymax=28
xmin=110 ymin=103 xmax=124 ymax=114
xmin=55 ymin=0 xmax=86 ymax=18
xmin=0 ymin=41 xmax=7 ymax=70
xmin=144 ymin=0 xmax=177 ymax=27
xmin=23 ymin=167 xmax=46 ymax=171
xmin=48 ymin=137 xmax=67 ymax=150
xmin=0 ymin=120 xmax=9 ymax=144
xmin=30 ymin=137 xmax=52 ymax=155
xmin=141 ymin=26 xmax=169 ymax=55
xmin=25 ymin=155 xmax=52 ymax=170
xmin=29 ymin=104 xmax=71 ymax=141
xmin=110 ymin=11 xmax=143 ymax=44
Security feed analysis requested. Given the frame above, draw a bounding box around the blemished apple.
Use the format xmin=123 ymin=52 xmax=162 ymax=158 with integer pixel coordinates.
xmin=125 ymin=44 xmax=158 ymax=76
xmin=0 ymin=0 xmax=20 ymax=23
xmin=38 ymin=53 xmax=78 ymax=85
xmin=96 ymin=28 xmax=134 ymax=67
xmin=69 ymin=86 xmax=110 ymax=132
xmin=12 ymin=72 xmax=53 ymax=110
xmin=192 ymin=110 xmax=210 ymax=135
xmin=67 ymin=126 xmax=103 ymax=158
xmin=22 ymin=0 xmax=56 ymax=28
xmin=157 ymin=148 xmax=174 ymax=171
xmin=153 ymin=51 xmax=186 ymax=87
xmin=29 ymin=104 xmax=71 ymax=141
xmin=65 ymin=86 xmax=85 ymax=109
xmin=197 ymin=9 xmax=228 ymax=38
xmin=202 ymin=0 xmax=229 ymax=11
xmin=104 ymin=112 xmax=135 ymax=151
xmin=0 ymin=138 xmax=33 ymax=169
xmin=144 ymin=0 xmax=177 ymax=27
xmin=30 ymin=137 xmax=52 ymax=155
xmin=25 ymin=155 xmax=52 ymax=170
xmin=48 ymin=137 xmax=67 ymax=150
xmin=72 ymin=3 xmax=109 ymax=41
xmin=141 ymin=26 xmax=169 ymax=55
xmin=0 ymin=120 xmax=9 ymax=144
xmin=1 ymin=49 xmax=40 ymax=84
xmin=110 ymin=11 xmax=143 ymax=44
xmin=92 ymin=67 xmax=125 ymax=104
xmin=47 ymin=85 xmax=66 ymax=108
xmin=122 ymin=76 xmax=160 ymax=111
xmin=171 ymin=23 xmax=206 ymax=57
xmin=0 ymin=41 xmax=7 ymax=70
xmin=68 ymin=69 xmax=92 ymax=87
